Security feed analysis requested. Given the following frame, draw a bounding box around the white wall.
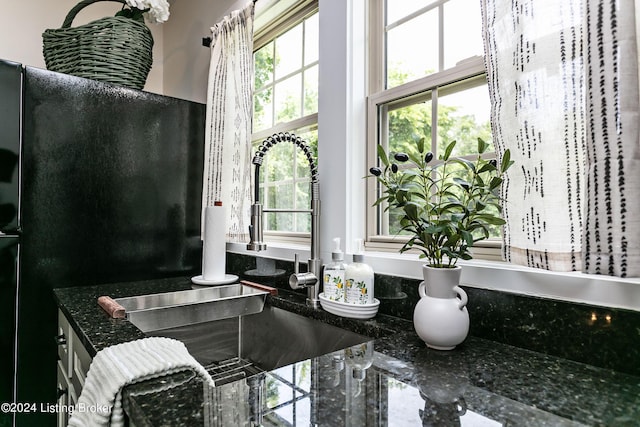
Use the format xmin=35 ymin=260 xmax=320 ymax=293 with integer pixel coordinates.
xmin=162 ymin=0 xmax=242 ymax=103
xmin=0 ymin=0 xmax=246 ymax=102
xmin=317 ymin=0 xmax=367 ymax=256
xmin=0 ymin=0 xmax=163 ymax=94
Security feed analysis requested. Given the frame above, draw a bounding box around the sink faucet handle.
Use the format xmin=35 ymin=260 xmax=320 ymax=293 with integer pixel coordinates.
xmin=289 ymin=253 xmax=317 ymax=290
xmin=247 ymin=204 xmax=267 ymax=251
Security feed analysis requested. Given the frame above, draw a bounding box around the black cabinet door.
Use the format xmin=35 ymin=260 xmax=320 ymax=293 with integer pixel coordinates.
xmin=0 ymin=59 xmax=21 ymax=234
xmin=0 ymin=236 xmax=18 ymax=427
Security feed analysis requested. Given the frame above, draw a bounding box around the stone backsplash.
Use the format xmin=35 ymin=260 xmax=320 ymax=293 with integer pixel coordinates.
xmin=227 ymin=252 xmax=640 ymax=376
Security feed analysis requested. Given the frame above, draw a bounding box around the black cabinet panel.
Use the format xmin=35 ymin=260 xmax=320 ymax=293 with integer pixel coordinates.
xmin=0 ymin=59 xmax=21 ymax=233
xmin=21 ymin=67 xmax=205 ymax=288
xmin=0 ymin=237 xmax=18 ymax=427
xmin=16 ymin=68 xmax=205 ymax=424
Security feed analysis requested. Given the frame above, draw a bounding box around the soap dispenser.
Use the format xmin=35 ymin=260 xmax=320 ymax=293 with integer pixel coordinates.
xmin=345 ymin=239 xmax=374 ymax=304
xmin=323 ymin=237 xmax=346 ymax=301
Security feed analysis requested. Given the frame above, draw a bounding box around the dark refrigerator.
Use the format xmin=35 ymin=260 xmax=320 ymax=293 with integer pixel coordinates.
xmin=0 ymin=60 xmax=21 ymax=427
xmin=0 ymin=59 xmax=205 ymax=426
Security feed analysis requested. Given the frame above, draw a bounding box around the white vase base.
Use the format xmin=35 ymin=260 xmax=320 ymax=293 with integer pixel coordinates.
xmin=425 ymin=343 xmax=456 ymax=351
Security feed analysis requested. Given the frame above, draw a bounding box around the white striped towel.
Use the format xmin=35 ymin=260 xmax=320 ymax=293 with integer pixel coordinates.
xmin=68 ymin=337 xmax=215 ymax=427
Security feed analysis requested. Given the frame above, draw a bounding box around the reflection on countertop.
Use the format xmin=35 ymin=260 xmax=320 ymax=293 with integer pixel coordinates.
xmin=54 ymin=277 xmax=640 ymax=426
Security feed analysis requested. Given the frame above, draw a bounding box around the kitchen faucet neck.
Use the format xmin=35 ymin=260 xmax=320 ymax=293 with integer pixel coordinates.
xmin=246 ymin=132 xmax=321 ymax=308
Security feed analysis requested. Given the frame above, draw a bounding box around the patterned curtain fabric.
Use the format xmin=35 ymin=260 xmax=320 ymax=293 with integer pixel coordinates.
xmin=582 ymin=0 xmax=640 ymax=276
xmin=202 ymin=2 xmax=255 ymax=242
xmin=481 ymin=0 xmax=640 ymax=277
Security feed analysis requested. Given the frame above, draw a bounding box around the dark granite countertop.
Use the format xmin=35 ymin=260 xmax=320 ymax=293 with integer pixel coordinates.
xmin=54 ymin=277 xmax=640 ymax=426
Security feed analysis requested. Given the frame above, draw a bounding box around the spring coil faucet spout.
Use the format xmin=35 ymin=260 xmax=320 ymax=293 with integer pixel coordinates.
xmin=247 ymin=132 xmax=321 ymax=308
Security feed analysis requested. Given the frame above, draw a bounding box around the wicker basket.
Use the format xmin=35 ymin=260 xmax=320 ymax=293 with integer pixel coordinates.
xmin=42 ymin=0 xmax=153 ymax=90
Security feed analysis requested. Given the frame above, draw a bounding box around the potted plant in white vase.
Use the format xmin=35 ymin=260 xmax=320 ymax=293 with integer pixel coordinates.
xmin=369 ymin=138 xmax=513 ymax=350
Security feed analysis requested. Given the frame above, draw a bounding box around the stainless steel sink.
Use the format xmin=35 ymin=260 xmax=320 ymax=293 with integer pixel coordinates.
xmin=149 ymin=305 xmax=372 ymax=382
xmin=115 ymin=284 xmax=269 ymax=332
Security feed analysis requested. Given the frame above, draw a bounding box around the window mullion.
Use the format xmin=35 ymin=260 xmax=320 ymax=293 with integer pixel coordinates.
xmin=368 ymin=0 xmax=385 ymax=93
xmin=270 ymin=42 xmax=276 ymax=130
xmin=252 ymin=113 xmax=318 ymax=142
xmin=270 ymin=62 xmax=317 ymax=90
xmin=300 ymin=19 xmax=307 ymax=120
xmin=293 ymin=133 xmax=299 ymax=231
xmin=368 ymin=57 xmax=485 ymax=108
xmin=432 ymin=87 xmax=438 ymax=153
xmin=438 ymin=4 xmax=444 ymax=72
xmin=385 ymin=0 xmax=448 ymax=32
xmin=380 ymin=104 xmax=390 ymax=236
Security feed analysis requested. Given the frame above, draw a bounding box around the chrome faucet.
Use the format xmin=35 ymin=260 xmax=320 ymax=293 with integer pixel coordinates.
xmin=247 ymin=132 xmax=321 ymax=308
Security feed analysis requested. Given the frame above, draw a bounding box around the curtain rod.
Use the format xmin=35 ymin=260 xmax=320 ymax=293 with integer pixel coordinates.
xmin=202 ymin=0 xmax=257 ymax=47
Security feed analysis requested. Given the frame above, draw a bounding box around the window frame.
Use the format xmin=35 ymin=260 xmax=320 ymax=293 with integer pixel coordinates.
xmin=365 ymin=0 xmax=501 ymax=259
xmin=228 ymin=0 xmax=640 ymax=312
xmin=252 ymin=0 xmax=319 ymax=243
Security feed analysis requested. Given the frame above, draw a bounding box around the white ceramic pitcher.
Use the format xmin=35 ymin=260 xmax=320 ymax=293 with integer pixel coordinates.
xmin=413 ymin=265 xmax=469 ymax=350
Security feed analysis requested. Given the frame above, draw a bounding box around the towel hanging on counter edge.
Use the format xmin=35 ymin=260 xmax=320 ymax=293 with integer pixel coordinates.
xmin=67 ymin=337 xmax=215 ymax=427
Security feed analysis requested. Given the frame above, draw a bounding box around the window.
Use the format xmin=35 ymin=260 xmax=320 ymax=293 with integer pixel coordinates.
xmin=367 ymin=0 xmax=500 ymax=258
xmin=253 ymin=1 xmax=318 ymax=240
xmin=260 ymin=360 xmax=312 ymax=425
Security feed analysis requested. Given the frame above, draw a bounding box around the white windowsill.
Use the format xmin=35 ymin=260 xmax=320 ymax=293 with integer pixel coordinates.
xmin=227 ymin=241 xmax=640 ymax=312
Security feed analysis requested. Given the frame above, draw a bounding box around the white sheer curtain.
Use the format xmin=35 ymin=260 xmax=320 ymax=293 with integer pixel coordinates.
xmin=481 ymin=0 xmax=640 ymax=277
xmin=202 ymin=2 xmax=255 ymax=242
xmin=582 ymin=0 xmax=640 ymax=276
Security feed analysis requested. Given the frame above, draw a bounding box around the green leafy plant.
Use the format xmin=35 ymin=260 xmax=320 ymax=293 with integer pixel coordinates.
xmin=369 ymin=138 xmax=513 ymax=268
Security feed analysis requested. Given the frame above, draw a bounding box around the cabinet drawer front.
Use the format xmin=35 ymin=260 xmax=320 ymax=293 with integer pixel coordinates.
xmin=71 ymin=331 xmax=91 ymax=391
xmin=58 ymin=308 xmax=92 ymax=398
xmin=56 ymin=360 xmax=76 ymax=403
xmin=71 ymin=353 xmax=87 ymax=394
xmin=56 ymin=311 xmax=71 ymax=377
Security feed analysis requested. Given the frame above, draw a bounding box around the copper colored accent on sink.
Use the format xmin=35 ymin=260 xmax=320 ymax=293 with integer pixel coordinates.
xmin=240 ymin=280 xmax=278 ymax=296
xmin=97 ymin=296 xmax=126 ymax=319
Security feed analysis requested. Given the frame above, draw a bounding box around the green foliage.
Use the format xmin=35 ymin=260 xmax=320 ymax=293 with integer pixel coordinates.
xmin=386 ymin=65 xmax=493 ymax=159
xmin=370 ymin=138 xmax=513 ymax=268
xmin=388 ymin=101 xmax=492 ymax=160
xmin=254 ymin=43 xmax=275 ymax=130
